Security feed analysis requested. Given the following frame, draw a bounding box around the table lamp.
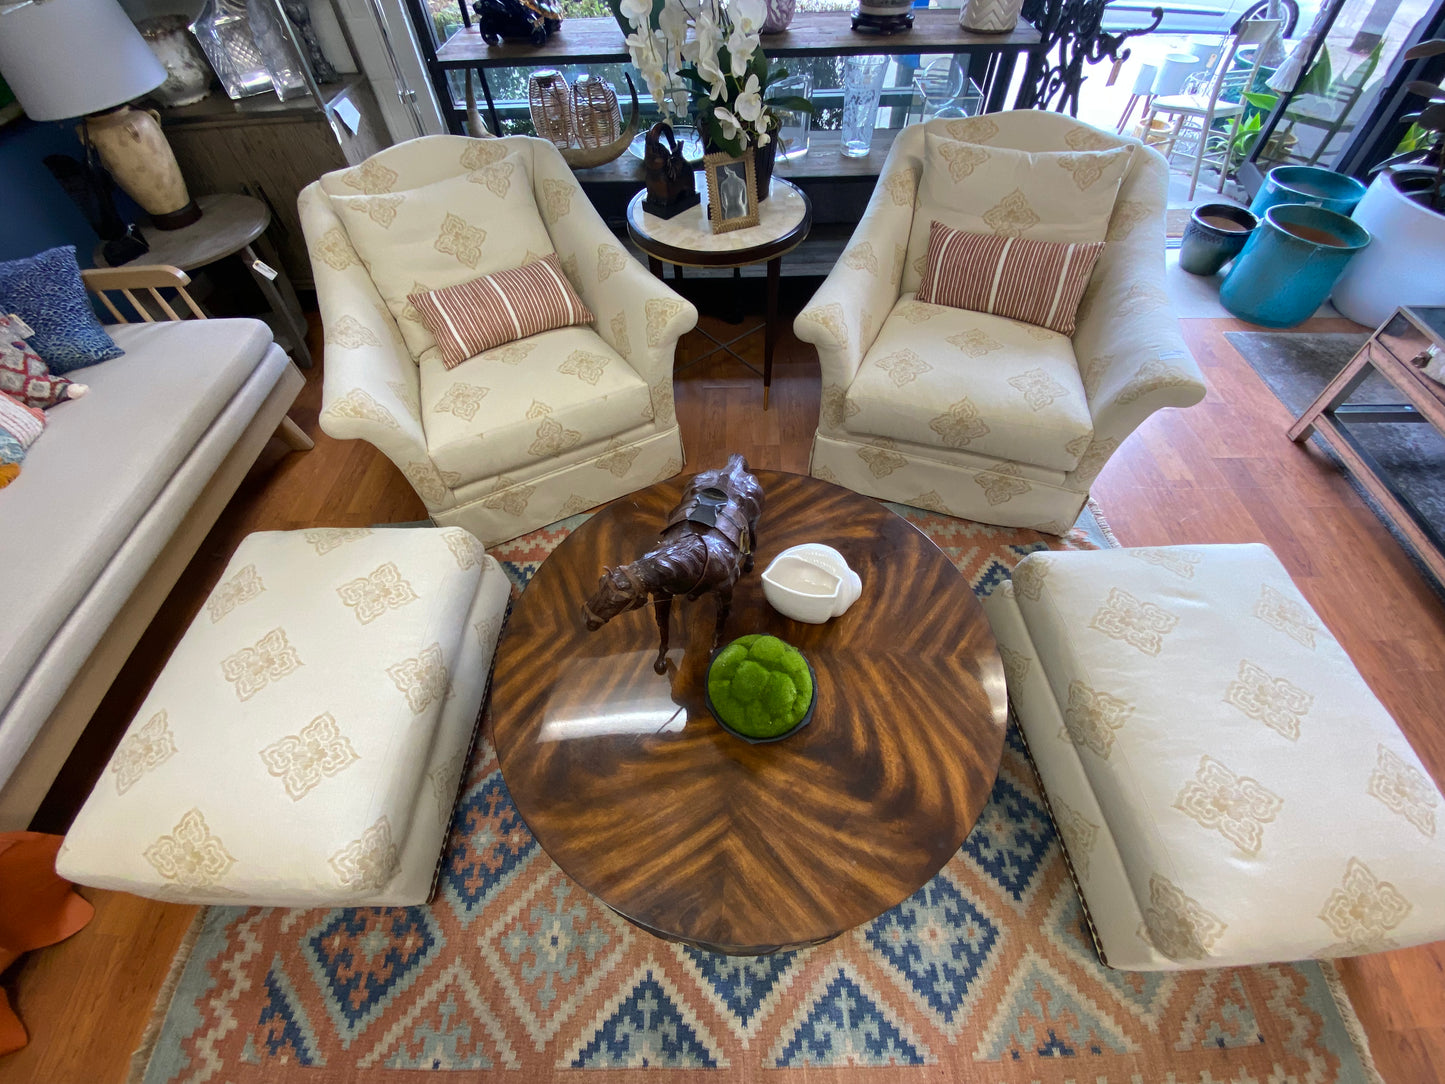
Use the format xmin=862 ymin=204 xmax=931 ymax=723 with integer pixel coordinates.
xmin=0 ymin=0 xmax=201 ymax=230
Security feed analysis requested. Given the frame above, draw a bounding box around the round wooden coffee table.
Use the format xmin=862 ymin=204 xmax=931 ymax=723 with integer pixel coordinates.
xmin=491 ymin=470 xmax=1006 ymax=955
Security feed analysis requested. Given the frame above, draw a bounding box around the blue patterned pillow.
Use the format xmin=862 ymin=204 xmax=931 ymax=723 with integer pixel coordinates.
xmin=0 ymin=246 xmax=123 ymax=374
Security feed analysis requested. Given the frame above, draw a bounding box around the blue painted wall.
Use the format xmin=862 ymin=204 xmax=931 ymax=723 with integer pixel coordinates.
xmin=0 ymin=119 xmax=108 ymax=266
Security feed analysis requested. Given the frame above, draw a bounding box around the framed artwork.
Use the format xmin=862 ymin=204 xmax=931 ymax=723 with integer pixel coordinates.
xmin=703 ymin=148 xmax=758 ymax=234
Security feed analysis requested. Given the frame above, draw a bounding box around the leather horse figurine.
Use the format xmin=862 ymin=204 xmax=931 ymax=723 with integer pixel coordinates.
xmin=582 ymin=454 xmax=764 ymax=674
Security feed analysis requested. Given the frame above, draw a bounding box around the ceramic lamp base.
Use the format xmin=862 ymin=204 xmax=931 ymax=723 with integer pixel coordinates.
xmin=85 ymin=105 xmax=199 ymax=231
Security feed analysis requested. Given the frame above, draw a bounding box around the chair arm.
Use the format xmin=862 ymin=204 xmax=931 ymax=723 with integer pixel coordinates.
xmin=528 ymin=141 xmax=697 ymax=417
xmin=1064 ymin=148 xmax=1207 ymax=491
xmin=794 ymin=135 xmax=917 ymax=423
xmin=298 ymin=183 xmax=437 ymax=504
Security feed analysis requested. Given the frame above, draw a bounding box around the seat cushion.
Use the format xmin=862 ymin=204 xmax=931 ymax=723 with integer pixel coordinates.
xmin=58 ymin=526 xmax=509 ymax=905
xmin=1008 ymin=543 xmax=1445 ymax=966
xmin=330 ymin=148 xmax=556 ymax=363
xmin=420 ymin=325 xmax=654 ymax=482
xmin=0 ymin=318 xmax=273 ymax=727
xmin=844 ymin=296 xmax=1093 ymax=472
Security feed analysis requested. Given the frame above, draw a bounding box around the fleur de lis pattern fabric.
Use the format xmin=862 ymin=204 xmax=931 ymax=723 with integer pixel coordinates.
xmin=58 ymin=527 xmax=513 ymax=906
xmin=301 ymin=135 xmax=692 ymax=548
xmin=794 ymin=114 xmax=1203 ymax=535
xmin=991 ymin=543 xmax=1445 ymax=968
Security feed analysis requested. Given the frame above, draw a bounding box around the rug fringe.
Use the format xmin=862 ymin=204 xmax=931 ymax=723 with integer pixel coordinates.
xmin=1087 ymin=496 xmax=1122 ymax=549
xmin=1320 ymin=958 xmax=1387 ymax=1084
xmin=127 ymin=907 xmax=207 ymax=1084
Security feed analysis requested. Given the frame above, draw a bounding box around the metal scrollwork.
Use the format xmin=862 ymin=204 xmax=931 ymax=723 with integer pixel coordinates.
xmin=1015 ymin=0 xmax=1164 ymax=116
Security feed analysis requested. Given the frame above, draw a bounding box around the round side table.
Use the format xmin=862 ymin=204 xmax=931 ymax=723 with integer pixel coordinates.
xmin=96 ymin=193 xmax=311 ymax=368
xmin=627 ymin=177 xmax=812 ymax=409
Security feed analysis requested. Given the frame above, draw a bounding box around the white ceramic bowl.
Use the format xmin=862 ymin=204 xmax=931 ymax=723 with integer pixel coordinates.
xmin=760 ymin=543 xmax=862 ymax=624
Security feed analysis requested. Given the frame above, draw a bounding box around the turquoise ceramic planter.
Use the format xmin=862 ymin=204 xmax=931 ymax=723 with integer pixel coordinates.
xmin=1219 ymin=204 xmax=1370 ymax=329
xmin=1249 ymin=165 xmax=1367 ymax=218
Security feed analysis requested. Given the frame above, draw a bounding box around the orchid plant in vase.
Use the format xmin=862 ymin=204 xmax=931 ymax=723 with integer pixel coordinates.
xmin=613 ymin=0 xmax=814 ymax=159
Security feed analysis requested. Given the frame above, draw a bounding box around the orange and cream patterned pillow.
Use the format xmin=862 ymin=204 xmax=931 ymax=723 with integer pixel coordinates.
xmin=915 ymin=220 xmax=1105 ymax=336
xmin=408 ymin=253 xmax=595 ymax=368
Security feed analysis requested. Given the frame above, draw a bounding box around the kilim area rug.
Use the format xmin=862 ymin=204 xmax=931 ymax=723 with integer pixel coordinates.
xmin=133 ymin=504 xmax=1380 ymax=1084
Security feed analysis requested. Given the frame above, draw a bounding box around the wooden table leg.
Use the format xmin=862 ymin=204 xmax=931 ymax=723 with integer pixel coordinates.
xmin=242 ymin=241 xmax=313 ymax=369
xmin=1287 ymin=346 xmax=1375 ymax=441
xmin=648 ymin=256 xmax=664 ymax=279
xmin=764 ymin=257 xmax=780 ymax=411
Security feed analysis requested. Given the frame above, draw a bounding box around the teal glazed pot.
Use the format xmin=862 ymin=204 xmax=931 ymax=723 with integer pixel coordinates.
xmin=1249 ymin=165 xmax=1367 ymax=218
xmin=1179 ymin=203 xmax=1257 ymax=276
xmin=1219 ymin=203 xmax=1370 ymax=328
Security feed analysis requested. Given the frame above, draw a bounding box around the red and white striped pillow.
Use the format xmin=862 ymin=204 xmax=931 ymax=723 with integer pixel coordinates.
xmin=914 ymin=221 xmax=1105 ymax=336
xmin=408 ymin=253 xmax=595 ymax=368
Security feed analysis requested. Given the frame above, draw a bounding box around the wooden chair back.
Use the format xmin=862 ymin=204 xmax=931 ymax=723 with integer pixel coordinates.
xmin=80 ymin=265 xmax=206 ymax=324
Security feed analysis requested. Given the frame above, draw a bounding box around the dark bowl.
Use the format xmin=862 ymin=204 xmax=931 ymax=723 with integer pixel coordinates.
xmin=704 ymin=648 xmax=818 ymax=745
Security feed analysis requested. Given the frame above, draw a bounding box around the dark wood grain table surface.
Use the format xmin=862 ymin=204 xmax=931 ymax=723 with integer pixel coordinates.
xmin=491 ymin=470 xmax=1007 ymax=954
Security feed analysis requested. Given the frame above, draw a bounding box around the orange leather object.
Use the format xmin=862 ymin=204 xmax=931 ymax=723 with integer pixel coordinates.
xmin=0 ymin=832 xmax=94 ymax=1056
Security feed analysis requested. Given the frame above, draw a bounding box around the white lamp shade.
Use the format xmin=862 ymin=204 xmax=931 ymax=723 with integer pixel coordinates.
xmin=0 ymin=0 xmax=168 ymax=121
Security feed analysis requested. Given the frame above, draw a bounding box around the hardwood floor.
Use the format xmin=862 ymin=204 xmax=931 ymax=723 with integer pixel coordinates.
xmin=2 ymin=309 xmax=1444 ymax=1083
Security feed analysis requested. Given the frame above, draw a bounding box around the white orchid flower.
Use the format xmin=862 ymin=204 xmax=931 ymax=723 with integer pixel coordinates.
xmin=619 ymin=0 xmax=653 ymax=29
xmin=727 ymin=26 xmax=760 ymax=78
xmin=657 ymin=1 xmax=689 ymax=61
xmin=735 ymin=73 xmax=763 ymax=122
xmin=713 ymin=106 xmax=743 ymax=141
xmin=730 ymin=0 xmax=766 ymax=35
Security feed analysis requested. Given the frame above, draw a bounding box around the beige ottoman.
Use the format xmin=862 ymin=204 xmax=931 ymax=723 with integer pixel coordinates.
xmin=982 ymin=543 xmax=1445 ymax=970
xmin=58 ymin=526 xmax=510 ymax=906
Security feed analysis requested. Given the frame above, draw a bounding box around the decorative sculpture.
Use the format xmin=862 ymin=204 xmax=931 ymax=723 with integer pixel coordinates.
xmin=641 ymin=121 xmax=701 ymax=219
xmin=471 ymin=0 xmax=562 ymax=46
xmin=582 ymin=454 xmax=765 ymax=674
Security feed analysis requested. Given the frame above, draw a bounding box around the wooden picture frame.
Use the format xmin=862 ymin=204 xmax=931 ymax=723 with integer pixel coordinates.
xmin=703 ymin=148 xmax=759 ymax=234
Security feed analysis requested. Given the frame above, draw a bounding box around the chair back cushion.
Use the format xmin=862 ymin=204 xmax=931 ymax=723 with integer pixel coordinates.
xmin=904 ymin=132 xmax=1131 ymax=295
xmin=915 ymin=221 xmax=1105 ymax=336
xmin=410 ymin=253 xmax=595 ymax=368
xmin=330 ymin=145 xmax=555 ymax=364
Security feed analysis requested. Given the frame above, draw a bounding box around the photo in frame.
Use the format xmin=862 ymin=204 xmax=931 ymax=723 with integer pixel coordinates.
xmin=703 ymin=148 xmax=759 ymax=234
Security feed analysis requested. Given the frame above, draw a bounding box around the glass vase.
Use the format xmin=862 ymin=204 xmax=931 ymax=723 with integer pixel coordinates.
xmin=841 ymin=55 xmax=888 ymax=158
xmin=766 ymin=72 xmax=812 ymax=160
xmin=189 ymin=0 xmax=273 ymax=100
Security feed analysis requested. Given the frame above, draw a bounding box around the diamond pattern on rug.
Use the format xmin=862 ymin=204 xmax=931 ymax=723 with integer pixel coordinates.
xmin=479 ymin=866 xmax=634 ymax=1049
xmin=1175 ymin=972 xmax=1265 ymax=1051
xmin=679 ymin=945 xmax=800 ymax=1034
xmin=772 ymin=967 xmax=931 ymax=1067
xmin=303 ymin=907 xmax=442 ymax=1039
xmin=441 ymin=771 xmax=537 ymax=924
xmin=974 ymin=949 xmax=1135 ymax=1059
xmin=356 ymin=960 xmax=519 ymax=1069
xmin=566 ymin=965 xmax=725 ymax=1068
xmin=864 ymin=871 xmax=1000 ymax=1033
xmin=962 ymin=769 xmax=1055 ymax=907
xmin=252 ymin=955 xmax=324 ymax=1067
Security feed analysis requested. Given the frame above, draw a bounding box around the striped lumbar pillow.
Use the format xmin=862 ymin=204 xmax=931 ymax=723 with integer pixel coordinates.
xmin=914 ymin=220 xmax=1105 ymax=336
xmin=408 ymin=253 xmax=595 ymax=368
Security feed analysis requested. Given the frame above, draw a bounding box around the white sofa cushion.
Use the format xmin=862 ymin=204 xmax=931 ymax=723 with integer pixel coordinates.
xmin=420 ymin=324 xmax=653 ymax=482
xmin=903 ymin=134 xmax=1132 ymax=294
xmin=1005 ymin=543 xmax=1445 ymax=967
xmin=844 ymin=295 xmax=1092 ymax=472
xmin=0 ymin=318 xmax=273 ymax=739
xmin=331 ymin=150 xmax=556 ymax=364
xmin=58 ymin=526 xmax=511 ymax=906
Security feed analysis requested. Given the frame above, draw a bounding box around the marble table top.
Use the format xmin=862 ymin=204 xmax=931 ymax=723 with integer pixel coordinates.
xmin=627 ymin=176 xmax=810 ymax=262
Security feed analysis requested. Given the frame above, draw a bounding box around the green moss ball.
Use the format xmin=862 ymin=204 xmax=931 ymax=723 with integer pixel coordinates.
xmin=708 ymin=634 xmax=813 ymax=738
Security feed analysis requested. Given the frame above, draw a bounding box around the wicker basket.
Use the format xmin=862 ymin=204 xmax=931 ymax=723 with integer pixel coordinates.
xmin=528 ymin=70 xmax=573 ymax=149
xmin=570 ymin=74 xmax=622 ymax=150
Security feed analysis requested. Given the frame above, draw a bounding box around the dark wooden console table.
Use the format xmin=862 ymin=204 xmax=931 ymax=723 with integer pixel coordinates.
xmin=427 ymin=11 xmax=1041 ymax=137
xmin=1288 ymin=306 xmax=1445 ymax=584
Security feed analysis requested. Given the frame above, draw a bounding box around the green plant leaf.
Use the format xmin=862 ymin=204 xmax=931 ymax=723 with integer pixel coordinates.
xmin=1403 ymin=39 xmax=1445 ymax=60
xmin=1297 ymin=48 xmax=1333 ymax=98
xmin=1422 ymin=102 xmax=1445 ymax=133
xmin=1406 ymin=80 xmax=1445 ymax=101
xmin=767 ymin=94 xmax=816 ymax=116
xmin=1243 ymin=91 xmax=1279 ymax=111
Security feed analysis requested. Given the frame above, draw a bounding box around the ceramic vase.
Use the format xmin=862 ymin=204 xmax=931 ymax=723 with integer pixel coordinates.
xmin=761 ymin=0 xmax=797 ymax=33
xmin=1179 ymin=203 xmax=1257 ymax=276
xmin=84 ymin=107 xmax=200 ymax=228
xmin=961 ymin=0 xmax=1025 ymax=34
xmin=1331 ymin=171 xmax=1445 ymax=329
xmin=1249 ymin=164 xmax=1367 ymax=219
xmin=1220 ymin=203 xmax=1370 ymax=328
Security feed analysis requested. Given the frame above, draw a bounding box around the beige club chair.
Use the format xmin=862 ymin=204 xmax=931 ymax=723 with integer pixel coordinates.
xmin=299 ymin=135 xmax=697 ymax=547
xmin=794 ymin=112 xmax=1206 ymax=534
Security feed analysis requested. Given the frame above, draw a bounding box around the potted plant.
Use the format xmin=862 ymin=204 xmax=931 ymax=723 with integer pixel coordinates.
xmin=611 ymin=0 xmax=813 ymax=197
xmin=1331 ymin=37 xmax=1445 ymax=328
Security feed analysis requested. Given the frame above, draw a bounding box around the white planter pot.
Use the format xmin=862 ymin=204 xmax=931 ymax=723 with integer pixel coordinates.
xmin=961 ymin=0 xmax=1026 ymax=33
xmin=1331 ymin=172 xmax=1445 ymax=329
